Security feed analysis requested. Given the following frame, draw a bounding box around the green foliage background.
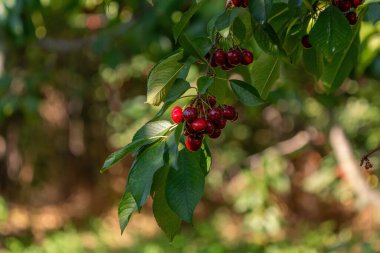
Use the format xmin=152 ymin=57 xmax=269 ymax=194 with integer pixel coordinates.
xmin=1 ymin=0 xmax=380 ymax=252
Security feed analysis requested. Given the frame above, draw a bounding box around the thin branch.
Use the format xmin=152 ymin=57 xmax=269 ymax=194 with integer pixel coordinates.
xmin=360 ymin=147 xmax=380 ymax=167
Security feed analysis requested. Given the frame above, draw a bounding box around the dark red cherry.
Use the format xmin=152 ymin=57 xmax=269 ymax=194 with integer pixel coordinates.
xmin=345 ymin=11 xmax=358 ymax=25
xmin=301 ymin=35 xmax=312 ymax=49
xmin=210 ymin=55 xmax=218 ymax=67
xmin=227 ymin=48 xmax=242 ymax=66
xmin=186 ymin=136 xmax=203 ymax=151
xmin=191 ymin=118 xmax=207 ymax=132
xmin=207 ymin=96 xmax=217 ymax=107
xmin=232 ymin=0 xmax=242 ymax=7
xmin=350 ymin=0 xmax=362 ymax=7
xmin=241 ymin=49 xmax=254 ymax=65
xmin=209 ymin=129 xmax=221 ymax=139
xmin=334 ymin=0 xmax=352 ymax=12
xmin=222 ymin=105 xmax=237 ymax=121
xmin=171 ymin=106 xmax=183 ymax=124
xmin=207 ymin=108 xmax=222 ymax=121
xmin=182 ymin=107 xmax=198 ymax=123
xmin=241 ymin=0 xmax=248 ymax=7
xmin=205 ymin=120 xmax=215 ymax=135
xmin=213 ymin=49 xmax=227 ymax=66
xmin=215 ymin=119 xmax=227 ymax=129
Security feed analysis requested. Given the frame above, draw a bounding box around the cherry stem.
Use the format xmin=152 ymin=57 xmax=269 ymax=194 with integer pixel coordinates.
xmin=360 ymin=147 xmax=380 ymax=166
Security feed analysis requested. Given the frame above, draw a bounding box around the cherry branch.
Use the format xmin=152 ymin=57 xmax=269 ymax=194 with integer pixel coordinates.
xmin=360 ymin=146 xmax=380 ymax=168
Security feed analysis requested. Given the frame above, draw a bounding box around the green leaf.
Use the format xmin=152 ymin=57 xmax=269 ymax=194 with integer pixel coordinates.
xmin=166 ymin=149 xmax=205 ymax=222
xmin=197 ymin=76 xmax=214 ymax=94
xmin=208 ymin=68 xmax=228 ymax=103
xmin=118 ymin=191 xmax=137 ymax=234
xmin=232 ymin=17 xmax=247 ymax=43
xmin=166 ymin=124 xmax=183 ymax=170
xmin=249 ymin=0 xmax=273 ymax=22
xmin=250 ymin=54 xmax=280 ymax=99
xmin=215 ymin=9 xmax=239 ymax=31
xmin=146 ymin=50 xmax=185 ymax=105
xmin=252 ymin=21 xmax=286 ymax=56
xmin=128 ymin=141 xmax=166 ymax=210
xmin=321 ymin=25 xmax=360 ymax=91
xmin=230 ymin=79 xmax=265 ymax=106
xmin=101 ymin=136 xmax=163 ymax=173
xmin=153 ymin=79 xmax=190 ymax=120
xmin=173 ymin=1 xmax=205 ymax=42
xmin=179 ymin=34 xmax=212 ymax=64
xmin=201 ymin=141 xmax=212 ymax=175
xmin=133 ymin=120 xmax=172 ymax=142
xmin=153 ymin=166 xmax=181 ymax=241
xmin=303 ymin=47 xmax=324 ymax=79
xmin=309 ymin=6 xmax=353 ymax=58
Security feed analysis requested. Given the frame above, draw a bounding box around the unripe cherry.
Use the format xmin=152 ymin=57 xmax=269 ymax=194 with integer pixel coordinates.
xmin=171 ymin=106 xmax=183 ymax=124
xmin=186 ymin=136 xmax=203 ymax=151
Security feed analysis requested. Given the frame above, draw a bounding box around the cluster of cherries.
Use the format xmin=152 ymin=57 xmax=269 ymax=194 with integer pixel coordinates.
xmin=333 ymin=0 xmax=362 ymax=25
xmin=301 ymin=0 xmax=362 ymax=49
xmin=232 ymin=0 xmax=248 ymax=8
xmin=171 ymin=94 xmax=238 ymax=151
xmin=209 ymin=47 xmax=254 ymax=71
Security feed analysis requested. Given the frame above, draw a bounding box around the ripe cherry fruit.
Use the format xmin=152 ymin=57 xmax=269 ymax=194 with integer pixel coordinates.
xmin=301 ymin=35 xmax=312 ymax=49
xmin=227 ymin=48 xmax=242 ymax=66
xmin=205 ymin=120 xmax=215 ymax=135
xmin=345 ymin=11 xmax=358 ymax=25
xmin=334 ymin=0 xmax=352 ymax=12
xmin=222 ymin=105 xmax=237 ymax=121
xmin=207 ymin=108 xmax=222 ymax=121
xmin=232 ymin=0 xmax=242 ymax=7
xmin=209 ymin=129 xmax=221 ymax=139
xmin=241 ymin=0 xmax=248 ymax=7
xmin=182 ymin=107 xmax=198 ymax=123
xmin=207 ymin=96 xmax=217 ymax=107
xmin=186 ymin=136 xmax=203 ymax=151
xmin=241 ymin=49 xmax=254 ymax=65
xmin=213 ymin=49 xmax=227 ymax=66
xmin=191 ymin=118 xmax=207 ymax=132
xmin=171 ymin=106 xmax=183 ymax=124
xmin=350 ymin=0 xmax=362 ymax=8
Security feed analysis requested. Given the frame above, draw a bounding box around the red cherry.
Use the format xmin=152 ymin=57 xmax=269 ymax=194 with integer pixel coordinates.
xmin=210 ymin=55 xmax=218 ymax=68
xmin=350 ymin=0 xmax=362 ymax=8
xmin=227 ymin=48 xmax=242 ymax=66
xmin=183 ymin=107 xmax=198 ymax=123
xmin=222 ymin=105 xmax=237 ymax=121
xmin=301 ymin=35 xmax=312 ymax=49
xmin=213 ymin=49 xmax=227 ymax=66
xmin=232 ymin=0 xmax=242 ymax=7
xmin=186 ymin=136 xmax=203 ymax=151
xmin=191 ymin=118 xmax=207 ymax=132
xmin=241 ymin=0 xmax=248 ymax=8
xmin=334 ymin=0 xmax=352 ymax=12
xmin=241 ymin=49 xmax=254 ymax=65
xmin=205 ymin=120 xmax=215 ymax=135
xmin=207 ymin=108 xmax=222 ymax=121
xmin=215 ymin=119 xmax=227 ymax=129
xmin=209 ymin=129 xmax=221 ymax=139
xmin=207 ymin=96 xmax=217 ymax=107
xmin=171 ymin=106 xmax=183 ymax=124
xmin=345 ymin=11 xmax=358 ymax=25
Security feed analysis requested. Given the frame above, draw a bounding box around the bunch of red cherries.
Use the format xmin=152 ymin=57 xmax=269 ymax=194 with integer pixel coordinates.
xmin=333 ymin=0 xmax=362 ymax=25
xmin=171 ymin=94 xmax=238 ymax=151
xmin=209 ymin=47 xmax=254 ymax=71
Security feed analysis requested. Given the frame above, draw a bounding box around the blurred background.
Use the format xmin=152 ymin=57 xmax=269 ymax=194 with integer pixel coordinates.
xmin=0 ymin=0 xmax=380 ymax=252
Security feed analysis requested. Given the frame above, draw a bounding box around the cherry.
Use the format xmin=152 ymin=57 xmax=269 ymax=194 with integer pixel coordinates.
xmin=334 ymin=0 xmax=352 ymax=12
xmin=207 ymin=108 xmax=222 ymax=121
xmin=345 ymin=11 xmax=358 ymax=25
xmin=210 ymin=55 xmax=218 ymax=68
xmin=209 ymin=129 xmax=221 ymax=139
xmin=222 ymin=105 xmax=237 ymax=120
xmin=207 ymin=96 xmax=217 ymax=107
xmin=241 ymin=0 xmax=248 ymax=7
xmin=186 ymin=136 xmax=203 ymax=151
xmin=182 ymin=107 xmax=198 ymax=123
xmin=171 ymin=106 xmax=183 ymax=124
xmin=350 ymin=0 xmax=362 ymax=8
xmin=232 ymin=0 xmax=242 ymax=7
xmin=301 ymin=35 xmax=312 ymax=49
xmin=241 ymin=49 xmax=254 ymax=65
xmin=213 ymin=49 xmax=227 ymax=66
xmin=191 ymin=118 xmax=207 ymax=132
xmin=205 ymin=120 xmax=215 ymax=135
xmin=227 ymin=48 xmax=242 ymax=66
xmin=215 ymin=119 xmax=227 ymax=129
